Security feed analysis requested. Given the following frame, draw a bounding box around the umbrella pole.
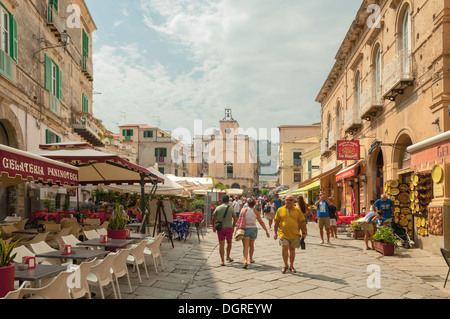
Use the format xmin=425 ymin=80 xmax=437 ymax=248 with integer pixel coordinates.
xmin=140 ymin=173 xmax=146 ymax=234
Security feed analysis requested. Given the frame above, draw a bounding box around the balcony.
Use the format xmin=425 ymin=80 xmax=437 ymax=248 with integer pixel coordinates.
xmin=73 ymin=112 xmax=107 ymax=147
xmin=81 ymin=56 xmax=93 ymax=82
xmin=343 ymin=107 xmax=362 ymax=135
xmin=0 ymin=49 xmax=13 ymax=82
xmin=320 ymin=129 xmax=335 ymax=157
xmin=47 ymin=4 xmax=65 ymax=41
xmin=382 ymin=50 xmax=414 ymax=101
xmin=360 ymin=84 xmax=383 ymax=120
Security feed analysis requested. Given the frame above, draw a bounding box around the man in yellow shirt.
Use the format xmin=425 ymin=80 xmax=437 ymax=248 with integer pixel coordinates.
xmin=274 ymin=195 xmax=307 ymax=274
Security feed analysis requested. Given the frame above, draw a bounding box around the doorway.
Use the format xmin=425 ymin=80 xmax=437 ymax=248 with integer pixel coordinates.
xmin=376 ymin=149 xmax=384 ymax=199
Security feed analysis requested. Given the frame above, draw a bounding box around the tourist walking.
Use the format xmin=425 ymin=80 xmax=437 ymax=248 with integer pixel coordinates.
xmin=237 ymin=199 xmax=270 ymax=269
xmin=315 ymin=192 xmax=332 ymax=244
xmin=362 ymin=200 xmax=377 ymax=250
xmin=212 ymin=195 xmax=238 ymax=266
xmin=274 ymin=195 xmax=307 ymax=274
xmin=328 ymin=197 xmax=338 ymax=238
xmin=264 ymin=197 xmax=276 ymax=230
xmin=296 ymin=196 xmax=308 ymax=223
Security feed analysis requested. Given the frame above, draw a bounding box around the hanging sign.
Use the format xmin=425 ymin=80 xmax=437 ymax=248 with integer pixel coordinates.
xmin=337 ymin=141 xmax=360 ymax=161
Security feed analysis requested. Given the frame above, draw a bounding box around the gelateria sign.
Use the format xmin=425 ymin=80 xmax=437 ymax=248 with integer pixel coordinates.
xmin=0 ymin=144 xmax=78 ymax=187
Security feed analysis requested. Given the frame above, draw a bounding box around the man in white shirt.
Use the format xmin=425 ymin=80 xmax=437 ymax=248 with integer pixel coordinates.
xmin=233 ymin=196 xmax=242 ymax=215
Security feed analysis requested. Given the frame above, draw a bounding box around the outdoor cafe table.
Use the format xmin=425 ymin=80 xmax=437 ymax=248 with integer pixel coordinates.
xmin=35 ymin=249 xmax=109 ymax=264
xmin=77 ymin=238 xmax=133 ymax=251
xmin=170 ymin=219 xmax=189 ymax=240
xmin=14 ymin=264 xmax=66 ymax=285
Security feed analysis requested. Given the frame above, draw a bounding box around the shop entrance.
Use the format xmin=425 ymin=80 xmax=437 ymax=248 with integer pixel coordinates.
xmin=376 ymin=149 xmax=384 ymax=198
xmin=0 ymin=122 xmax=11 ymax=220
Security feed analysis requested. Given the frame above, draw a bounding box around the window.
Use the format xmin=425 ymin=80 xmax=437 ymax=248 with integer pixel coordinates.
xmin=294 ymin=173 xmax=302 ymax=183
xmin=0 ymin=3 xmax=17 ymax=63
xmin=122 ymin=129 xmax=133 ymax=137
xmin=402 ymin=6 xmax=411 ymax=52
xmin=82 ymin=94 xmax=89 ymax=113
xmin=49 ymin=0 xmax=59 ymax=11
xmin=155 ymin=148 xmax=167 ymax=162
xmin=355 ymin=72 xmax=361 ymax=117
xmin=82 ymin=29 xmax=89 ymax=58
xmin=158 ymin=167 xmax=164 ymax=174
xmin=336 ymin=103 xmax=341 ymax=132
xmin=293 ymin=152 xmax=302 ymax=166
xmin=375 ymin=47 xmax=382 ymax=100
xmin=0 ymin=7 xmax=8 ymax=54
xmin=143 ymin=131 xmax=153 ymax=138
xmin=45 ymin=129 xmax=61 ymax=144
xmin=226 ymin=165 xmax=233 ymax=178
xmin=45 ymin=54 xmax=62 ymax=100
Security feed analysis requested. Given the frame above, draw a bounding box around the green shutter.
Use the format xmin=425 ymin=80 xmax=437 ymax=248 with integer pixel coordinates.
xmin=130 ymin=130 xmax=133 ymax=136
xmin=44 ymin=54 xmax=52 ymax=91
xmin=155 ymin=148 xmax=159 ymax=157
xmin=163 ymin=148 xmax=167 ymax=157
xmin=45 ymin=130 xmax=52 ymax=144
xmin=9 ymin=14 xmax=17 ymax=62
xmin=49 ymin=0 xmax=58 ymax=11
xmin=56 ymin=135 xmax=61 ymax=143
xmin=122 ymin=129 xmax=126 ymax=137
xmin=82 ymin=94 xmax=89 ymax=112
xmin=82 ymin=29 xmax=89 ymax=58
xmin=57 ymin=66 xmax=62 ymax=101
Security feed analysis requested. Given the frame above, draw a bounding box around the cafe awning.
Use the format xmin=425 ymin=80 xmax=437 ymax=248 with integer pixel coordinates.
xmin=290 ymin=180 xmax=320 ymax=196
xmin=31 ymin=143 xmax=162 ymax=186
xmin=296 ymin=164 xmax=343 ymax=189
xmin=0 ymin=144 xmax=79 ymax=187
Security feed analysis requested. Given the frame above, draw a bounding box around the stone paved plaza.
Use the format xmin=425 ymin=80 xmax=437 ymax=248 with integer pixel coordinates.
xmin=94 ymin=221 xmax=450 ymax=300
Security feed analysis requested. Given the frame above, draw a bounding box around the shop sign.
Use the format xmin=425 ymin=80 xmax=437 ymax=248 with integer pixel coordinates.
xmin=337 ymin=141 xmax=360 ymax=161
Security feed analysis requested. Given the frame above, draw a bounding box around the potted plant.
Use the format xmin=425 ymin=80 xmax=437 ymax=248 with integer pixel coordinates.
xmin=350 ymin=219 xmax=365 ymax=239
xmin=0 ymin=232 xmax=19 ymax=298
xmin=372 ymin=227 xmax=398 ymax=256
xmin=107 ymin=203 xmax=130 ymax=241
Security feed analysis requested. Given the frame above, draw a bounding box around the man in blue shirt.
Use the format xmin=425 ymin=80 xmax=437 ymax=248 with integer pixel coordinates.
xmin=274 ymin=193 xmax=283 ymax=212
xmin=373 ymin=194 xmax=394 ymax=222
xmin=315 ymin=192 xmax=332 ymax=244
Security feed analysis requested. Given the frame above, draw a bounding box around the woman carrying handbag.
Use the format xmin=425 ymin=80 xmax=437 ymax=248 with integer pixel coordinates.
xmin=235 ymin=199 xmax=270 ymax=269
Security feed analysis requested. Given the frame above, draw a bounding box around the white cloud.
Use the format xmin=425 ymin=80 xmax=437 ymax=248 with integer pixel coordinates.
xmin=92 ymin=0 xmax=362 ymax=143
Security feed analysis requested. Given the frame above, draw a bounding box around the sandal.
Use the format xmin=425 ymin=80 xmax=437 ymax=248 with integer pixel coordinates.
xmin=226 ymin=258 xmax=234 ymax=263
xmin=250 ymin=260 xmax=255 ymax=264
xmin=289 ymin=266 xmax=297 ymax=273
xmin=281 ymin=266 xmax=288 ymax=274
xmin=243 ymin=263 xmax=248 ymax=269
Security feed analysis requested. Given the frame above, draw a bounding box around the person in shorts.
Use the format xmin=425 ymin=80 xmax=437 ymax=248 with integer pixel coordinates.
xmin=328 ymin=197 xmax=338 ymax=238
xmin=212 ymin=195 xmax=238 ymax=266
xmin=315 ymin=192 xmax=332 ymax=244
xmin=274 ymin=195 xmax=307 ymax=274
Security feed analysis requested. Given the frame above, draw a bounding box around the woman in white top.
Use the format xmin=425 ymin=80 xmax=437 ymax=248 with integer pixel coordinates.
xmin=238 ymin=199 xmax=270 ymax=269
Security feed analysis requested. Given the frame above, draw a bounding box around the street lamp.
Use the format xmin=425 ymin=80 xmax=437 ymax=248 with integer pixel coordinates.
xmin=33 ymin=30 xmax=71 ymax=58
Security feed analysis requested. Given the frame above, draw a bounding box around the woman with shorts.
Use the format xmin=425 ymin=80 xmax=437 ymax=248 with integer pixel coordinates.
xmin=238 ymin=199 xmax=270 ymax=269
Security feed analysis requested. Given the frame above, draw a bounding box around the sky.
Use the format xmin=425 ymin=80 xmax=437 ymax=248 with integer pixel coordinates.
xmin=85 ymin=0 xmax=363 ymax=144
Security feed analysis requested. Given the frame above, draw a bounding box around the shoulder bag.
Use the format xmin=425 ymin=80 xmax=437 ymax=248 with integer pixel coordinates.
xmin=215 ymin=206 xmax=230 ymax=231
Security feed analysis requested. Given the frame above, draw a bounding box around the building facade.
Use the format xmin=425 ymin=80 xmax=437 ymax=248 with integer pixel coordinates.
xmin=0 ymin=0 xmax=98 ymax=217
xmin=277 ymin=124 xmax=321 ymax=188
xmin=316 ymin=0 xmax=450 ymax=253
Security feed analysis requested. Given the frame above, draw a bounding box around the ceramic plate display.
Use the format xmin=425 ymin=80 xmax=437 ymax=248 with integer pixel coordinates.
xmin=398 ymin=193 xmax=410 ymax=203
xmin=399 ymin=184 xmax=409 ymax=192
xmin=390 ymin=180 xmax=399 ymax=188
xmin=432 ymin=165 xmax=443 ymax=183
xmin=413 ymin=175 xmax=419 ymax=186
xmin=390 ymin=188 xmax=400 ymax=196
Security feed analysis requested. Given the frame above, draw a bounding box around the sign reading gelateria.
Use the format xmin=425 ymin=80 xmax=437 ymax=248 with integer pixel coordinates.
xmin=0 ymin=144 xmax=78 ymax=187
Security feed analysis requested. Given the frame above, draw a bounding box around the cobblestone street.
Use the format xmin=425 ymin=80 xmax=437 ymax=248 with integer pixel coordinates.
xmin=96 ymin=221 xmax=450 ymax=300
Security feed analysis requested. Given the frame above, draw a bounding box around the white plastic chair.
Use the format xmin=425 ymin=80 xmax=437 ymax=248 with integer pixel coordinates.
xmin=29 ymin=241 xmax=70 ymax=266
xmin=96 ymin=228 xmax=107 ymax=236
xmin=19 ymin=271 xmax=74 ymax=299
xmin=144 ymin=233 xmax=165 ymax=274
xmin=61 ymin=234 xmax=87 ymax=250
xmin=12 ymin=245 xmax=35 ymax=263
xmin=83 ymin=229 xmax=100 ymax=240
xmin=126 ymin=239 xmax=149 ymax=283
xmin=69 ymin=259 xmax=96 ymax=299
xmin=86 ymin=253 xmax=118 ymax=299
xmin=111 ymin=248 xmax=132 ymax=298
xmin=46 ymin=228 xmax=71 ymax=249
xmin=20 ymin=232 xmax=49 ymax=247
xmin=1 ymin=282 xmax=27 ymax=299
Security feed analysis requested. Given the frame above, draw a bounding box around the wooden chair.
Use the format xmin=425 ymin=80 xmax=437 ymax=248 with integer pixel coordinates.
xmin=0 ymin=225 xmax=18 ymax=240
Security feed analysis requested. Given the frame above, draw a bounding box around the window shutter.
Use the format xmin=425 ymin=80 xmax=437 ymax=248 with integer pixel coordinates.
xmin=45 ymin=130 xmax=52 ymax=144
xmin=130 ymin=130 xmax=133 ymax=136
xmin=122 ymin=129 xmax=126 ymax=136
xmin=155 ymin=148 xmax=159 ymax=157
xmin=9 ymin=14 xmax=17 ymax=62
xmin=82 ymin=94 xmax=89 ymax=112
xmin=56 ymin=135 xmax=61 ymax=143
xmin=163 ymin=148 xmax=167 ymax=157
xmin=82 ymin=29 xmax=89 ymax=58
xmin=44 ymin=54 xmax=52 ymax=91
xmin=57 ymin=66 xmax=62 ymax=101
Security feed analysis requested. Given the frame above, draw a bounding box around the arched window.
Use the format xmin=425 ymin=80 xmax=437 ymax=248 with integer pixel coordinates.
xmin=336 ymin=102 xmax=341 ymax=133
xmin=402 ymin=6 xmax=411 ymax=52
xmin=374 ymin=46 xmax=382 ymax=101
xmin=355 ymin=72 xmax=361 ymax=117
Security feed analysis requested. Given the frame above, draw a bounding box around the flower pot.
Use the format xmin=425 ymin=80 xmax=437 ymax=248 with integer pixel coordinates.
xmin=0 ymin=263 xmax=15 ymax=298
xmin=374 ymin=241 xmax=395 ymax=256
xmin=107 ymin=229 xmax=128 ymax=252
xmin=353 ymin=230 xmax=365 ymax=239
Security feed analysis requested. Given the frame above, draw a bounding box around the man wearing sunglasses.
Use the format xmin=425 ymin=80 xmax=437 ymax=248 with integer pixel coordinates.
xmin=274 ymin=195 xmax=307 ymax=274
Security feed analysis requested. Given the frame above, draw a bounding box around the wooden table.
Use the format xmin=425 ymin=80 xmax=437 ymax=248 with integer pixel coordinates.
xmin=35 ymin=249 xmax=109 ymax=264
xmin=77 ymin=238 xmax=133 ymax=251
xmin=14 ymin=264 xmax=66 ymax=284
